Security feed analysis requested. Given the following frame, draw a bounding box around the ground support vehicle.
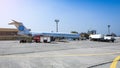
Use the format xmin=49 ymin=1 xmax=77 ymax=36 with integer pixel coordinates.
xmin=89 ymin=34 xmax=115 ymax=42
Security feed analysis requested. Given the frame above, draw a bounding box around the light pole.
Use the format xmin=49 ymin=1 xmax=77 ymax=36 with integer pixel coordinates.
xmin=55 ymin=19 xmax=59 ymax=32
xmin=108 ymin=25 xmax=110 ymax=35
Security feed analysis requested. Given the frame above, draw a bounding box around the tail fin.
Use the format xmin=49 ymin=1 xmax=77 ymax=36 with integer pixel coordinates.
xmin=9 ymin=20 xmax=31 ymax=35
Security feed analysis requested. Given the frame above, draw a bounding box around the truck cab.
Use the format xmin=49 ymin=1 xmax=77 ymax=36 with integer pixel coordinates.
xmin=104 ymin=35 xmax=115 ymax=42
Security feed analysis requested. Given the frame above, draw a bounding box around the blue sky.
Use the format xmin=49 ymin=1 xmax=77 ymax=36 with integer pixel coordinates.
xmin=0 ymin=0 xmax=120 ymax=35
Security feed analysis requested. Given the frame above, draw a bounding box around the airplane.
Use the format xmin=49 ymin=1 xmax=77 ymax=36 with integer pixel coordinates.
xmin=9 ymin=20 xmax=31 ymax=36
xmin=9 ymin=20 xmax=80 ymax=40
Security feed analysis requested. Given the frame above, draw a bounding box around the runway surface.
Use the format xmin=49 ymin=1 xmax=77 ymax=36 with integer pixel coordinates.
xmin=0 ymin=39 xmax=120 ymax=68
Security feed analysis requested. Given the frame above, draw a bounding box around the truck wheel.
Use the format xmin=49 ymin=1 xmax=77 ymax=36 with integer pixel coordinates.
xmin=20 ymin=40 xmax=23 ymax=43
xmin=111 ymin=40 xmax=114 ymax=42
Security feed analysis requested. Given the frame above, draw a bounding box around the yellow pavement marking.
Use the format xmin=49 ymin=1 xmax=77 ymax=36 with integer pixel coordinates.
xmin=0 ymin=52 xmax=120 ymax=58
xmin=110 ymin=56 xmax=120 ymax=68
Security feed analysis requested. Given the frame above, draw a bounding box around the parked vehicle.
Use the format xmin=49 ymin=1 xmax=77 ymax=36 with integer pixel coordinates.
xmin=89 ymin=34 xmax=115 ymax=42
xmin=33 ymin=35 xmax=51 ymax=43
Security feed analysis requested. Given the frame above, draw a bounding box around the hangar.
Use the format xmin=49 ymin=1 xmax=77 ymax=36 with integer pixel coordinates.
xmin=0 ymin=28 xmax=18 ymax=40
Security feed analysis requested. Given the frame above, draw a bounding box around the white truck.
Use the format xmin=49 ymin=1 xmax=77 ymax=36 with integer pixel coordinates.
xmin=89 ymin=34 xmax=115 ymax=42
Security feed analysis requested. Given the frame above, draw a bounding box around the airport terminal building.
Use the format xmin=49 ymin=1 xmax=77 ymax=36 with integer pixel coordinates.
xmin=0 ymin=28 xmax=18 ymax=40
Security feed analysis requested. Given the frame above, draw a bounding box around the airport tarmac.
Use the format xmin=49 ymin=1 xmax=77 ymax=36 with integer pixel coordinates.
xmin=0 ymin=39 xmax=120 ymax=68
